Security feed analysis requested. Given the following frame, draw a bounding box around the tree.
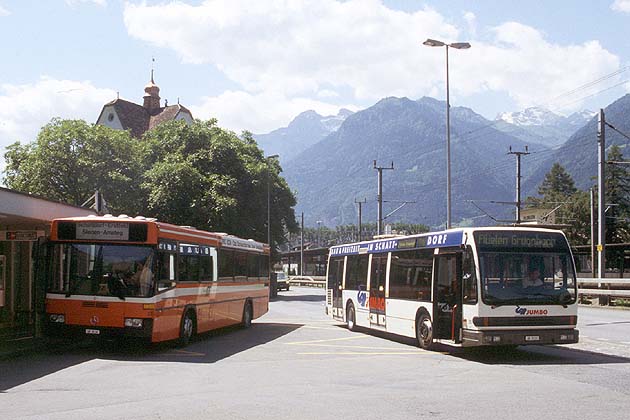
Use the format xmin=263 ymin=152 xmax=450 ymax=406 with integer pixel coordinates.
xmin=605 ymin=145 xmax=630 ymax=244
xmin=140 ymin=120 xmax=298 ymax=251
xmin=526 ymin=163 xmax=589 ymax=245
xmin=537 ymin=163 xmax=577 ymax=201
xmin=3 ymin=119 xmax=144 ymax=215
xmin=3 ymin=118 xmax=299 ymax=254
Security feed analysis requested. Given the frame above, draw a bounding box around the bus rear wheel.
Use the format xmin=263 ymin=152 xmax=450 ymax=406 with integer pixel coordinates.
xmin=416 ymin=313 xmax=434 ymax=350
xmin=347 ymin=304 xmax=356 ymax=331
xmin=242 ymin=301 xmax=253 ymax=328
xmin=179 ymin=310 xmax=195 ymax=347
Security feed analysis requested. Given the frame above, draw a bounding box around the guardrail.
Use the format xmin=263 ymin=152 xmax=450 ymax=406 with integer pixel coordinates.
xmin=577 ymin=278 xmax=630 ymax=299
xmin=286 ymin=277 xmax=630 ymax=300
xmin=288 ymin=276 xmax=326 ymax=288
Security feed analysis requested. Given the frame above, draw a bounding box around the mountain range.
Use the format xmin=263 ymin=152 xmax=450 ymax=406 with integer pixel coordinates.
xmin=254 ymin=109 xmax=353 ymax=163
xmin=495 ymin=107 xmax=596 ymax=148
xmin=254 ymin=97 xmax=620 ymax=228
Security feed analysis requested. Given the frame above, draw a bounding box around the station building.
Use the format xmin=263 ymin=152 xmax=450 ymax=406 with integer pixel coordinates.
xmin=0 ymin=187 xmax=95 ymax=340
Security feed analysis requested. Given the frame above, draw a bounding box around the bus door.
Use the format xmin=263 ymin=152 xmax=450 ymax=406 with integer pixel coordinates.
xmin=369 ymin=254 xmax=387 ymax=328
xmin=433 ymin=251 xmax=463 ymax=343
xmin=328 ymin=257 xmax=345 ymax=320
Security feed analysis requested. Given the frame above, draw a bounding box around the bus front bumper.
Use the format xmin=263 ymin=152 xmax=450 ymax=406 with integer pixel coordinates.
xmin=462 ymin=328 xmax=579 ymax=347
xmin=45 ymin=319 xmax=154 ymax=341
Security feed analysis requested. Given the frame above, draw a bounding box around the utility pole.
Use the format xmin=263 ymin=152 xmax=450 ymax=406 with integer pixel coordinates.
xmin=590 ymin=188 xmax=596 ymax=278
xmin=508 ymin=146 xmax=530 ymax=224
xmin=598 ymin=109 xmax=606 ymax=280
xmin=373 ymin=160 xmax=394 ymax=236
xmin=355 ymin=198 xmax=367 ymax=242
xmin=300 ymin=212 xmax=304 ymax=277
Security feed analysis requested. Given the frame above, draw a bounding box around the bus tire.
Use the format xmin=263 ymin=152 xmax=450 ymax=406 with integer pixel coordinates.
xmin=242 ymin=300 xmax=253 ymax=328
xmin=179 ymin=309 xmax=196 ymax=347
xmin=416 ymin=313 xmax=434 ymax=350
xmin=346 ymin=303 xmax=357 ymax=332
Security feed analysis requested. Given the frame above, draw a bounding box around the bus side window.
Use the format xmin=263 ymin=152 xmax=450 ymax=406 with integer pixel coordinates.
xmin=200 ymin=254 xmax=214 ymax=282
xmin=462 ymin=247 xmax=478 ymax=304
xmin=157 ymin=251 xmax=176 ymax=291
xmin=218 ymin=250 xmax=234 ymax=282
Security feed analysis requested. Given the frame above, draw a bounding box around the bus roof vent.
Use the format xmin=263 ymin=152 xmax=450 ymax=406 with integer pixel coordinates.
xmin=87 ymin=214 xmax=97 ymax=218
xmin=118 ymin=214 xmax=129 ymax=219
xmin=104 ymin=214 xmax=114 ymax=218
xmin=134 ymin=216 xmax=146 ymax=220
xmin=179 ymin=225 xmax=196 ymax=229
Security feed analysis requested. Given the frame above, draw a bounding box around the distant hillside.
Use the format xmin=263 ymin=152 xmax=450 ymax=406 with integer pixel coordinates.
xmin=523 ymin=95 xmax=630 ymax=196
xmin=496 ymin=107 xmax=595 ymax=148
xmin=254 ymin=109 xmax=353 ymax=163
xmin=283 ymin=97 xmax=550 ymax=228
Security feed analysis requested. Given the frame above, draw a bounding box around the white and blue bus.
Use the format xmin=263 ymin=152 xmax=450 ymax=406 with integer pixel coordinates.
xmin=326 ymin=227 xmax=578 ymax=349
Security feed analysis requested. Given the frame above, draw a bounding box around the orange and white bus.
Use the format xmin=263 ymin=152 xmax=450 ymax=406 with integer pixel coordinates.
xmin=44 ymin=215 xmax=269 ymax=345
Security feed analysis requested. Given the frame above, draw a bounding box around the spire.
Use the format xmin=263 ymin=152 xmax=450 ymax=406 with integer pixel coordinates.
xmin=143 ymin=58 xmax=160 ymax=111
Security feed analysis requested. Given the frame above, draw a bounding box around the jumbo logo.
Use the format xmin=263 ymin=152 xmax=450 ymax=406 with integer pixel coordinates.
xmin=357 ymin=290 xmax=368 ymax=307
xmin=90 ymin=315 xmax=99 ymax=325
xmin=515 ymin=306 xmax=548 ymax=316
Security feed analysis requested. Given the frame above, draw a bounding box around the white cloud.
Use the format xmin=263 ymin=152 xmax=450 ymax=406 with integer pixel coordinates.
xmin=190 ymin=90 xmax=356 ymax=134
xmin=0 ymin=77 xmax=116 ymax=163
xmin=463 ymin=11 xmax=476 ymax=38
xmin=0 ymin=5 xmax=10 ymax=16
xmin=469 ymin=22 xmax=620 ymax=112
xmin=611 ymin=0 xmax=630 ymax=13
xmin=123 ymin=0 xmax=620 ymax=130
xmin=124 ymin=0 xmax=458 ymax=100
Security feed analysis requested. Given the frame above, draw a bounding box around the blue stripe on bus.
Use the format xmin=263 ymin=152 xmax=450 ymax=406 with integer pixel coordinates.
xmin=330 ymin=230 xmax=464 ymax=256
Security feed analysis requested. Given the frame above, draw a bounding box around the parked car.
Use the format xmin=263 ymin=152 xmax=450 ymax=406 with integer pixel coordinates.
xmin=276 ymin=272 xmax=290 ymax=291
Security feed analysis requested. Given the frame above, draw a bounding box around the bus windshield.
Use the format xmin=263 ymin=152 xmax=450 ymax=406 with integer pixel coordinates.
xmin=49 ymin=243 xmax=155 ymax=298
xmin=474 ymin=231 xmax=577 ymax=306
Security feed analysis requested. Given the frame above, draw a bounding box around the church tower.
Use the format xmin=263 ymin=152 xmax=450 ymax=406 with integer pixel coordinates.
xmin=143 ymin=70 xmax=161 ymax=112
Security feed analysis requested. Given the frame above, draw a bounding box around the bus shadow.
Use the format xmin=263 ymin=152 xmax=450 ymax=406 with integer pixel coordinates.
xmin=97 ymin=322 xmax=301 ymax=364
xmin=451 ymin=344 xmax=630 ymax=366
xmin=0 ymin=323 xmax=300 ymax=392
xmin=335 ymin=325 xmax=630 ymax=366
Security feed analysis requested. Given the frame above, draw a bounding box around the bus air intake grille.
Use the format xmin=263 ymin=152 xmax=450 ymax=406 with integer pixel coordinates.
xmin=82 ymin=301 xmax=109 ymax=309
xmin=473 ymin=316 xmax=577 ymax=327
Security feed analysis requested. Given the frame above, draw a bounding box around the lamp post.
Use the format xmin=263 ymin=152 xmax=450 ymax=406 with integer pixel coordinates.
xmin=266 ymin=154 xmax=279 ymax=298
xmin=423 ymin=38 xmax=471 ymax=229
xmin=266 ymin=154 xmax=279 ymax=248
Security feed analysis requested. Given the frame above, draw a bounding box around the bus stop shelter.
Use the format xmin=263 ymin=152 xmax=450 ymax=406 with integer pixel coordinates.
xmin=0 ymin=187 xmax=96 ymax=341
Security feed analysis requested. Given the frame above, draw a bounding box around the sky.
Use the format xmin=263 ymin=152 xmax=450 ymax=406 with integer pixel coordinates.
xmin=2 ymin=0 xmax=630 ymax=172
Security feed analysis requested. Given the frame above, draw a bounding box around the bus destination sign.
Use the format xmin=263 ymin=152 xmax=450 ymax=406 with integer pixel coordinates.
xmin=76 ymin=222 xmax=130 ymax=241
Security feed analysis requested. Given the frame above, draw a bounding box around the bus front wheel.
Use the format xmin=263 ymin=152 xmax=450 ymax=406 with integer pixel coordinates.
xmin=242 ymin=301 xmax=253 ymax=328
xmin=347 ymin=304 xmax=356 ymax=331
xmin=179 ymin=310 xmax=195 ymax=347
xmin=416 ymin=313 xmax=434 ymax=350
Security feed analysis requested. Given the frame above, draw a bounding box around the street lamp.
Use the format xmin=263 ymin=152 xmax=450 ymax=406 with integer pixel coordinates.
xmin=266 ymin=154 xmax=279 ymax=298
xmin=266 ymin=154 xmax=279 ymax=247
xmin=423 ymin=38 xmax=471 ymax=229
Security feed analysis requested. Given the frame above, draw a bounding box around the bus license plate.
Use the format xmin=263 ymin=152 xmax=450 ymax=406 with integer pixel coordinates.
xmin=525 ymin=335 xmax=540 ymax=342
xmin=85 ymin=329 xmax=100 ymax=335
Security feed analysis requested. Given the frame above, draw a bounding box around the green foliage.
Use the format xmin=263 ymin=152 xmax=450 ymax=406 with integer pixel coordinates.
xmin=526 ymin=163 xmax=589 ymax=245
xmin=3 ymin=118 xmax=298 ymax=252
xmin=141 ymin=121 xmax=298 ymax=249
xmin=605 ymin=145 xmax=630 ymax=244
xmin=4 ymin=119 xmax=144 ymax=214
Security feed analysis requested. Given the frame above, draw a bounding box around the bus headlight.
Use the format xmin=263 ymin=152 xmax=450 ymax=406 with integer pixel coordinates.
xmin=49 ymin=314 xmax=65 ymax=323
xmin=124 ymin=318 xmax=144 ymax=328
